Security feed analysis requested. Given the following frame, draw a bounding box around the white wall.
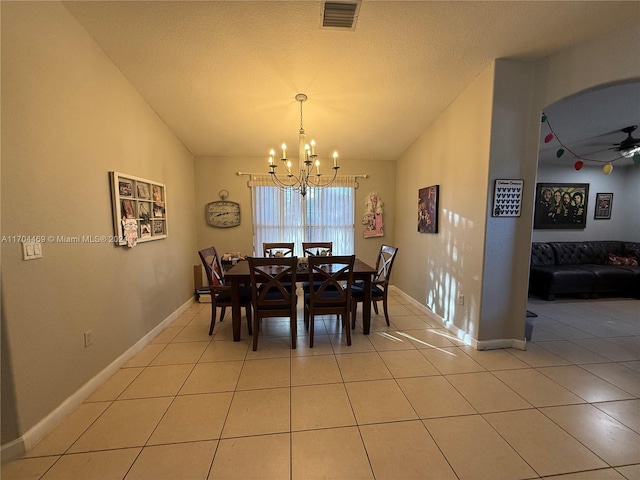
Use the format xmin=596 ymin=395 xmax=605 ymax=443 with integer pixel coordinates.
xmin=480 ymin=60 xmax=539 ymax=342
xmin=619 ymin=166 xmax=640 ymax=240
xmin=533 ymin=163 xmax=640 ymax=242
xmin=1 ymin=2 xmax=197 ymax=447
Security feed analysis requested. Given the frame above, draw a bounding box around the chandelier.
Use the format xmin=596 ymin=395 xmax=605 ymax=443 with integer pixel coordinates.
xmin=268 ymin=93 xmax=339 ymax=196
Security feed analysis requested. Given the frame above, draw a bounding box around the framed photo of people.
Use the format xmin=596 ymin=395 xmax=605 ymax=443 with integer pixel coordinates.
xmin=110 ymin=172 xmax=167 ymax=247
xmin=534 ymin=182 xmax=588 ymax=229
xmin=594 ymin=192 xmax=613 ymax=220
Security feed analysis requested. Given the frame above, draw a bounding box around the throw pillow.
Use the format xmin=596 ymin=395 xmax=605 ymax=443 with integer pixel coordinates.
xmin=608 ymin=253 xmax=639 ymax=266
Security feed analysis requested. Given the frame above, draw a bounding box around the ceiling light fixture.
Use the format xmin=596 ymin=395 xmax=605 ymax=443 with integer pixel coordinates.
xmin=620 ymin=145 xmax=640 ymax=158
xmin=268 ymin=94 xmax=339 ymax=196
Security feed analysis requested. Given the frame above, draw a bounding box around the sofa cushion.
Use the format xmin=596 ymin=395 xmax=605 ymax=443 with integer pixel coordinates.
xmin=587 ymin=241 xmax=626 ymax=264
xmin=573 ymin=264 xmax=635 ymax=294
xmin=550 ymin=242 xmax=597 ymax=265
xmin=531 ymin=243 xmax=556 ymax=267
xmin=624 ymin=242 xmax=640 ymax=261
xmin=529 ymin=266 xmax=595 ymax=299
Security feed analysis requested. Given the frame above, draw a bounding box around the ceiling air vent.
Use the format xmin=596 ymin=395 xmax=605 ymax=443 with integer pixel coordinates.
xmin=321 ymin=1 xmax=360 ymax=30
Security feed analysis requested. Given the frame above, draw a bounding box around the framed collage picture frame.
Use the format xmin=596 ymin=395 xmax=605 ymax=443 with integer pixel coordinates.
xmin=110 ymin=172 xmax=167 ymax=246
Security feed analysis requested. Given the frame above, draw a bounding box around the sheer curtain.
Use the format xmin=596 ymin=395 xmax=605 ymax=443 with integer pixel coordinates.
xmin=250 ymin=175 xmax=355 ymax=256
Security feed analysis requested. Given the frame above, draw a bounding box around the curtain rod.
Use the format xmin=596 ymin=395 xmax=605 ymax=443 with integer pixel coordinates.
xmin=236 ymin=171 xmax=368 ymax=179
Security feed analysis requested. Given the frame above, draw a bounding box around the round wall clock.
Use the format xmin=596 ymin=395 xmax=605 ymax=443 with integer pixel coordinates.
xmin=206 ymin=200 xmax=241 ymax=228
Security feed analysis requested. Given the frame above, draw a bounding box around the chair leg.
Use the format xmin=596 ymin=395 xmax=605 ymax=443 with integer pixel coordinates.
xmin=291 ymin=309 xmax=297 ymax=349
xmin=252 ymin=315 xmax=260 ymax=351
xmin=373 ymin=300 xmax=379 ymax=315
xmin=351 ymin=302 xmax=358 ymax=329
xmin=382 ymin=295 xmax=390 ymax=326
xmin=344 ymin=309 xmax=352 ymax=346
xmin=209 ymin=303 xmax=218 ymax=335
xmin=220 ymin=307 xmax=227 ymax=321
xmin=245 ymin=306 xmax=253 ymax=335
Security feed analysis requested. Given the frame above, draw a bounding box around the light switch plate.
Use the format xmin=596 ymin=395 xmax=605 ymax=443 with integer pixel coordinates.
xmin=22 ymin=242 xmax=43 ymax=260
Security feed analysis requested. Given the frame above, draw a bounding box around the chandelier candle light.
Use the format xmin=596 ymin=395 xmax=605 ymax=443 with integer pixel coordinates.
xmin=268 ymin=93 xmax=339 ymax=196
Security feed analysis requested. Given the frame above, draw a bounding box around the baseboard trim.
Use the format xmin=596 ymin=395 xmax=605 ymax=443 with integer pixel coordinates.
xmin=1 ymin=297 xmax=195 ymax=464
xmin=389 ymin=286 xmax=527 ymax=351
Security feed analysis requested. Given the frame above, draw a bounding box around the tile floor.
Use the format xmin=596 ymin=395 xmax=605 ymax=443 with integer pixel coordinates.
xmin=2 ymin=293 xmax=639 ymax=479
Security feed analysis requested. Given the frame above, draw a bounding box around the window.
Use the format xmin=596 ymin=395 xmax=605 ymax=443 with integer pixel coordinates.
xmin=250 ymin=175 xmax=355 ymax=256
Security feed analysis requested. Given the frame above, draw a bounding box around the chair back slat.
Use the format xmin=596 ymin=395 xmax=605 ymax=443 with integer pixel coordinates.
xmin=307 ymin=255 xmax=354 ymax=307
xmin=374 ymin=245 xmax=399 ymax=285
xmin=198 ymin=246 xmax=224 ymax=286
xmin=263 ymin=242 xmax=295 ymax=257
xmin=302 ymin=242 xmax=333 ymax=257
xmin=248 ymin=256 xmax=298 ymax=308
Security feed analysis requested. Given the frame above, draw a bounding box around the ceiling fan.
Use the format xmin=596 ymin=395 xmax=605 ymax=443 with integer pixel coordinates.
xmin=612 ymin=125 xmax=640 ymax=157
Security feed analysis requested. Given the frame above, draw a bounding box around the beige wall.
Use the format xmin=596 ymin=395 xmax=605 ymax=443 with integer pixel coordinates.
xmin=394 ymin=64 xmax=494 ymax=341
xmin=193 ymin=157 xmax=396 ymax=268
xmin=1 ymin=2 xmax=197 ymax=442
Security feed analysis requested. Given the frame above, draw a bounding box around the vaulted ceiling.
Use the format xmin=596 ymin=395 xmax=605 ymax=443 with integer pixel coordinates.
xmin=63 ymin=1 xmax=640 ymax=165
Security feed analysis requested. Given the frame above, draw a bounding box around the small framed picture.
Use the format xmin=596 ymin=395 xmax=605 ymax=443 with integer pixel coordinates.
xmin=418 ymin=185 xmax=439 ymax=234
xmin=152 ymin=220 xmax=165 ymax=236
xmin=492 ymin=179 xmax=523 ymax=217
xmin=119 ymin=180 xmax=133 ymax=197
xmin=594 ymin=193 xmax=613 ymax=219
xmin=140 ymin=223 xmax=152 ymax=238
xmin=138 ymin=202 xmax=151 ymax=220
xmin=137 ymin=182 xmax=150 ymax=199
xmin=121 ymin=199 xmax=136 ymax=219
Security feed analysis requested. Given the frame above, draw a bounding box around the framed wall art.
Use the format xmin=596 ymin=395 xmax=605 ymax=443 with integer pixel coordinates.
xmin=418 ymin=185 xmax=439 ymax=234
xmin=110 ymin=172 xmax=167 ymax=247
xmin=492 ymin=179 xmax=523 ymax=217
xmin=594 ymin=192 xmax=613 ymax=220
xmin=362 ymin=192 xmax=384 ymax=238
xmin=534 ymin=182 xmax=588 ymax=230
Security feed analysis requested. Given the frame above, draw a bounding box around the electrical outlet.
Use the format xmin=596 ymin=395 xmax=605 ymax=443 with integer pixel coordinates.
xmin=84 ymin=330 xmax=93 ymax=347
xmin=458 ymin=294 xmax=464 ymax=306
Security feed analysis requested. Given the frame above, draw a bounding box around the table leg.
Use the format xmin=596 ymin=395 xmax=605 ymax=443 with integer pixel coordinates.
xmin=230 ymin=278 xmax=241 ymax=341
xmin=362 ymin=274 xmax=372 ymax=335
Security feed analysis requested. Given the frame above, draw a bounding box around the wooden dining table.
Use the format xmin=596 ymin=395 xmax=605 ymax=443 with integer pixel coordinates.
xmin=225 ymin=258 xmax=377 ymax=341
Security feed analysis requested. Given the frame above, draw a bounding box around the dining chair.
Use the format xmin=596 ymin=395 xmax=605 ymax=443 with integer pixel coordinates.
xmin=301 ymin=242 xmax=334 ymax=293
xmin=198 ymin=247 xmax=252 ymax=336
xmin=248 ymin=256 xmax=298 ymax=351
xmin=263 ymin=242 xmax=294 ymax=257
xmin=351 ymin=245 xmax=398 ymax=328
xmin=304 ymin=255 xmax=355 ymax=348
xmin=302 ymin=242 xmax=333 ymax=257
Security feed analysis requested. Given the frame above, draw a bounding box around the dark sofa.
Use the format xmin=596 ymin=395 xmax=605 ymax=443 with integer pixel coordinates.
xmin=529 ymin=241 xmax=640 ymax=300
